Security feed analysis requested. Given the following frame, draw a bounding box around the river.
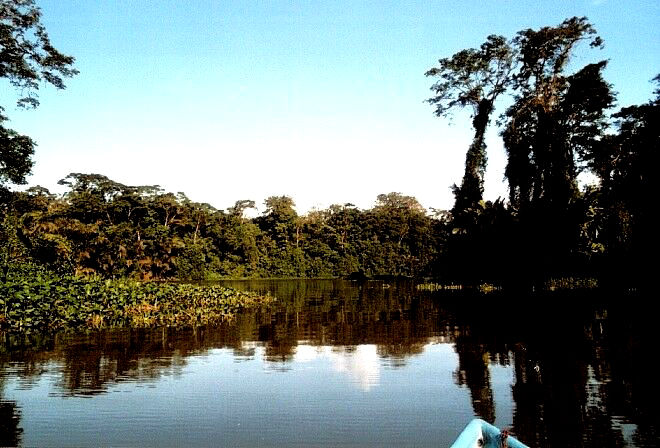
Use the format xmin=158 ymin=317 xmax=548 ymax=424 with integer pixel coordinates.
xmin=0 ymin=280 xmax=656 ymax=447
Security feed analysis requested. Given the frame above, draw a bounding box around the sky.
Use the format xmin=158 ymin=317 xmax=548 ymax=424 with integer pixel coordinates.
xmin=3 ymin=0 xmax=659 ymax=215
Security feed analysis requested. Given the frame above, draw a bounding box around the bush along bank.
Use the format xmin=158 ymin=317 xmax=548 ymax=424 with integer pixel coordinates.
xmin=0 ymin=271 xmax=273 ymax=333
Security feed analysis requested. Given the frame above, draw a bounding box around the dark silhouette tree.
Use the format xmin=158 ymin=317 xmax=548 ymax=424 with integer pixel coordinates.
xmin=501 ymin=17 xmax=614 ymax=281
xmin=426 ymin=35 xmax=514 ymax=223
xmin=585 ymin=76 xmax=659 ymax=288
xmin=1 ymin=0 xmax=78 ymax=191
xmin=503 ymin=17 xmax=608 ymax=213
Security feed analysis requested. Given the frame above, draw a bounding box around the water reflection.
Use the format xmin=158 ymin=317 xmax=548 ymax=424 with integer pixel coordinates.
xmin=0 ymin=399 xmax=22 ymax=447
xmin=453 ymin=339 xmax=496 ymax=424
xmin=290 ymin=344 xmax=381 ymax=391
xmin=0 ymin=280 xmax=657 ymax=447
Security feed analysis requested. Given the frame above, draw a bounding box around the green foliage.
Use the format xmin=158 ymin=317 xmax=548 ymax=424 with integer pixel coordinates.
xmin=1 ymin=15 xmax=654 ymax=292
xmin=2 ymin=181 xmax=444 ymax=281
xmin=0 ymin=267 xmax=272 ymax=333
xmin=1 ymin=0 xmax=78 ymax=188
xmin=0 ymin=110 xmax=34 ymax=186
xmin=176 ymin=237 xmax=207 ymax=281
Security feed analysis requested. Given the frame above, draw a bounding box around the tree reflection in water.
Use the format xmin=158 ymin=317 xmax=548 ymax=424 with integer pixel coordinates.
xmin=0 ymin=280 xmax=657 ymax=447
xmin=0 ymin=396 xmax=22 ymax=447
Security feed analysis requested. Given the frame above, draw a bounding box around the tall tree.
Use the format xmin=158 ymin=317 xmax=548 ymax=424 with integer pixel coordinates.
xmin=502 ymin=17 xmax=614 ymax=278
xmin=503 ymin=17 xmax=608 ymax=212
xmin=426 ymin=35 xmax=514 ymax=218
xmin=259 ymin=195 xmax=298 ymax=248
xmin=585 ymin=76 xmax=659 ymax=287
xmin=1 ymin=0 xmax=78 ymax=191
xmin=222 ymin=200 xmax=260 ymax=274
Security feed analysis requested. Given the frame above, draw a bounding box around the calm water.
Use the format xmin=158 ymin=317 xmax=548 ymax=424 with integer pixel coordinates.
xmin=0 ymin=280 xmax=657 ymax=447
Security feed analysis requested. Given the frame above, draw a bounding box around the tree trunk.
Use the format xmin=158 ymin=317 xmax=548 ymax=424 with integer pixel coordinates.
xmin=454 ymin=98 xmax=493 ymax=214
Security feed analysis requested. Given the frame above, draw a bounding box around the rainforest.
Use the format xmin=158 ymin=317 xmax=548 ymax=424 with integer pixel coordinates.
xmin=1 ymin=13 xmax=658 ymax=329
xmin=2 ymin=2 xmax=659 ymax=446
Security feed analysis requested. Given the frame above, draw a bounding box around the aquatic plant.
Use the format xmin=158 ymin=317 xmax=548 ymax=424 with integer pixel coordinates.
xmin=0 ymin=268 xmax=273 ymax=333
xmin=416 ymin=283 xmax=464 ymax=291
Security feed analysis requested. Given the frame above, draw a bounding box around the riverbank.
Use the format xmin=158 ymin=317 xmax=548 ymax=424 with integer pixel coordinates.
xmin=0 ymin=268 xmax=273 ymax=333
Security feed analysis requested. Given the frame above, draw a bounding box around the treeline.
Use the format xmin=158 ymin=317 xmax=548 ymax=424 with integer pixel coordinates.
xmin=1 ymin=181 xmax=442 ymax=280
xmin=424 ymin=17 xmax=658 ymax=290
xmin=1 ymin=14 xmax=657 ymax=289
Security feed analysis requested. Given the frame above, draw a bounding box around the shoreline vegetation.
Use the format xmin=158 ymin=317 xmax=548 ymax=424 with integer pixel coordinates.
xmin=416 ymin=277 xmax=600 ymax=293
xmin=0 ymin=263 xmax=608 ymax=334
xmin=0 ymin=265 xmax=273 ymax=333
xmin=1 ymin=10 xmax=657 ymax=335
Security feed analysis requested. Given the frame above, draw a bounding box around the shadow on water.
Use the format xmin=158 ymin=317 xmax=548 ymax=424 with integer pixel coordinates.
xmin=445 ymin=290 xmax=659 ymax=447
xmin=0 ymin=279 xmax=657 ymax=447
xmin=0 ymin=399 xmax=22 ymax=447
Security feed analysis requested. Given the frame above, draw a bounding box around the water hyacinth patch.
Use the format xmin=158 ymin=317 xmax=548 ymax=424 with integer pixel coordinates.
xmin=0 ymin=272 xmax=273 ymax=333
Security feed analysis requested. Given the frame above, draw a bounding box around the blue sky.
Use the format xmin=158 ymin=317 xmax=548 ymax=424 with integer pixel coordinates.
xmin=3 ymin=0 xmax=658 ymax=214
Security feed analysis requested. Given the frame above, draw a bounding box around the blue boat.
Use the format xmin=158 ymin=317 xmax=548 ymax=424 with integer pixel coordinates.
xmin=451 ymin=419 xmax=529 ymax=448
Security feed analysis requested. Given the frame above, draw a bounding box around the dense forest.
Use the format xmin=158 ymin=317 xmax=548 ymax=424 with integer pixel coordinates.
xmin=1 ymin=5 xmax=657 ymax=290
xmin=2 ymin=181 xmax=444 ymax=279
